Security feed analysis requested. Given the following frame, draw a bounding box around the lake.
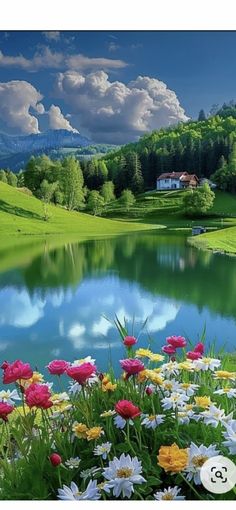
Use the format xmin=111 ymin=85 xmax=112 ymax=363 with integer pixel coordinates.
xmin=0 ymin=232 xmax=235 ymax=378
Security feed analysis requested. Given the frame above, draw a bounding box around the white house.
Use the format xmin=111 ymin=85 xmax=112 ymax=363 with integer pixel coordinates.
xmin=156 ymin=172 xmax=199 ymax=191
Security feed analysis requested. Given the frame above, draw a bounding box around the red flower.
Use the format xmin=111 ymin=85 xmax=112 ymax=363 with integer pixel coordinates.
xmin=194 ymin=342 xmax=204 ymax=354
xmin=120 ymin=358 xmax=144 ymax=377
xmin=187 ymin=351 xmax=202 ymax=360
xmin=162 ymin=345 xmax=176 ymax=355
xmin=123 ymin=336 xmax=137 ymax=347
xmin=115 ymin=400 xmax=141 ymax=419
xmin=25 ymin=383 xmax=53 ymax=409
xmin=145 ymin=386 xmax=153 ymax=396
xmin=0 ymin=402 xmax=14 ymax=421
xmin=2 ymin=360 xmax=33 ymax=384
xmin=50 ymin=453 xmax=62 ymax=466
xmin=1 ymin=361 xmax=10 ymax=370
xmin=166 ymin=336 xmax=187 ymax=348
xmin=66 ymin=362 xmax=96 ymax=385
xmin=47 ymin=360 xmax=69 ymax=376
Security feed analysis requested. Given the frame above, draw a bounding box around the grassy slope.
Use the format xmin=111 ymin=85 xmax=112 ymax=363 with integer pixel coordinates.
xmin=189 ymin=226 xmax=236 ymax=254
xmin=106 ymin=188 xmax=236 ymax=227
xmin=0 ymin=182 xmax=156 ymax=237
xmin=105 ymin=188 xmax=236 ymax=254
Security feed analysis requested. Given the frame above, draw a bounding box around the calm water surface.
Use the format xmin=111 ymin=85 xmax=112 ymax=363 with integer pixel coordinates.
xmin=0 ymin=232 xmax=235 ymax=377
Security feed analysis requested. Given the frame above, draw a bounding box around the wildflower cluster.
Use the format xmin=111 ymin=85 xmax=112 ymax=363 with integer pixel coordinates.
xmin=0 ymin=333 xmax=235 ymax=501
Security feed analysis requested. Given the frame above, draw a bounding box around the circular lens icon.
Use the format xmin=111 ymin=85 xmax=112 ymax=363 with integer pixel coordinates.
xmin=200 ymin=455 xmax=236 ymax=494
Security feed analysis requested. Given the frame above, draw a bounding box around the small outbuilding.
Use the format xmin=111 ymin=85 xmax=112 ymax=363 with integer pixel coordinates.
xmin=192 ymin=226 xmax=206 ymax=236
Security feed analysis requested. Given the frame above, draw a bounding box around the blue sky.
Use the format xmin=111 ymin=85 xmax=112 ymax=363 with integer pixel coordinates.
xmin=0 ymin=31 xmax=235 ymax=143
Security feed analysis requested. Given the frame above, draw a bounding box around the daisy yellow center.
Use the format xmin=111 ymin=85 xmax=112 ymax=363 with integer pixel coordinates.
xmin=148 ymin=415 xmax=156 ymax=421
xmin=116 ymin=467 xmax=133 ymax=478
xmin=194 ymin=396 xmax=211 ymax=408
xmin=192 ymin=455 xmax=208 ymax=467
xmin=162 ymin=494 xmax=174 ymax=500
xmin=1 ymin=392 xmax=9 ymax=399
xmin=171 ymin=396 xmax=179 ymax=401
xmin=182 ymin=383 xmax=191 ymax=389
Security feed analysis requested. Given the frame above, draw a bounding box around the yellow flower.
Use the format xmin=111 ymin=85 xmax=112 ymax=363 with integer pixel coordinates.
xmin=20 ymin=371 xmax=44 ymax=387
xmin=178 ymin=361 xmax=194 ymax=371
xmin=86 ymin=426 xmax=104 ymax=441
xmin=102 ymin=376 xmax=110 ymax=385
xmin=137 ymin=369 xmax=149 ymax=383
xmin=149 ymin=353 xmax=164 ymax=362
xmin=135 ymin=348 xmax=152 ymax=358
xmin=157 ymin=443 xmax=188 ymax=473
xmin=194 ymin=396 xmax=212 ymax=408
xmin=72 ymin=422 xmax=88 ymax=439
xmin=145 ymin=369 xmax=163 ymax=385
xmin=102 ymin=382 xmax=117 ymax=392
xmin=186 ymin=404 xmax=194 ymax=411
xmin=100 ymin=410 xmax=116 ymax=418
xmin=214 ymin=371 xmax=236 ymax=380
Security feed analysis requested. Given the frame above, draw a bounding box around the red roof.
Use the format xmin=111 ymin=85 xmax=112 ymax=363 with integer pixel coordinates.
xmin=157 ymin=172 xmax=198 ymax=181
xmin=157 ymin=172 xmax=188 ymax=180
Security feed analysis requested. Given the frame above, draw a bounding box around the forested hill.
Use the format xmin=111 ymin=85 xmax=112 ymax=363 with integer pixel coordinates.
xmin=104 ymin=114 xmax=236 ymax=190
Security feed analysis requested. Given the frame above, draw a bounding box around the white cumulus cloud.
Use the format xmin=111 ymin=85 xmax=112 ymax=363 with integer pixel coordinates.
xmin=0 ymin=80 xmax=43 ymax=134
xmin=55 ymin=71 xmax=188 ymax=143
xmin=48 ymin=104 xmax=79 ymax=132
xmin=42 ymin=31 xmax=60 ymax=42
xmin=0 ymin=47 xmax=128 ymax=72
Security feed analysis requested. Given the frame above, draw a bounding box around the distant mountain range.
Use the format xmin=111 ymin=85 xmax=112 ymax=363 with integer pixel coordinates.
xmin=0 ymin=129 xmax=91 ymax=156
xmin=0 ymin=129 xmax=101 ymax=171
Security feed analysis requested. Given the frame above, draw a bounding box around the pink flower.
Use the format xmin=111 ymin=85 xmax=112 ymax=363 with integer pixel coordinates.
xmin=187 ymin=351 xmax=202 ymax=360
xmin=115 ymin=400 xmax=141 ymax=419
xmin=25 ymin=383 xmax=53 ymax=409
xmin=145 ymin=386 xmax=153 ymax=396
xmin=123 ymin=336 xmax=137 ymax=347
xmin=47 ymin=360 xmax=69 ymax=376
xmin=66 ymin=362 xmax=96 ymax=385
xmin=0 ymin=402 xmax=14 ymax=421
xmin=194 ymin=342 xmax=204 ymax=354
xmin=120 ymin=358 xmax=144 ymax=377
xmin=166 ymin=336 xmax=187 ymax=348
xmin=50 ymin=453 xmax=62 ymax=466
xmin=162 ymin=345 xmax=176 ymax=355
xmin=2 ymin=360 xmax=33 ymax=384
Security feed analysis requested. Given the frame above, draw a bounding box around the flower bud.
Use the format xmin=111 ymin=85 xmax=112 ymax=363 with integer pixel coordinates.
xmin=50 ymin=453 xmax=62 ymax=467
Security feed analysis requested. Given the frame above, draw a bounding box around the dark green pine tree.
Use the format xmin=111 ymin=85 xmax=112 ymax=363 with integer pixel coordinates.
xmin=198 ymin=109 xmax=207 ymax=121
xmin=130 ymin=153 xmax=144 ymax=194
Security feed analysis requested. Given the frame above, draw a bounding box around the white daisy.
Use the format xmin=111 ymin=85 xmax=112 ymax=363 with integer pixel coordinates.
xmin=163 ymin=379 xmax=181 ymax=396
xmin=222 ymin=420 xmax=236 ymax=454
xmin=0 ymin=389 xmax=21 ymax=405
xmin=141 ymin=414 xmax=165 ymax=429
xmin=175 ymin=408 xmax=201 ymax=425
xmin=72 ymin=356 xmax=96 ymax=366
xmin=201 ymin=405 xmax=232 ymax=428
xmin=103 ymin=453 xmax=146 ymax=498
xmin=114 ymin=415 xmax=134 ymax=429
xmin=214 ymin=388 xmax=236 ymax=399
xmin=154 ymin=486 xmax=185 ymax=500
xmin=65 ymin=457 xmax=81 ymax=469
xmin=179 ymin=383 xmax=199 ymax=396
xmin=80 ymin=467 xmax=101 ymax=480
xmin=94 ymin=442 xmax=112 ymax=460
xmin=160 ymin=361 xmax=179 ymax=377
xmin=57 ymin=479 xmax=100 ymax=500
xmin=161 ymin=392 xmax=189 ymax=410
xmin=185 ymin=442 xmax=220 ymax=485
xmin=192 ymin=357 xmax=221 ymax=371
